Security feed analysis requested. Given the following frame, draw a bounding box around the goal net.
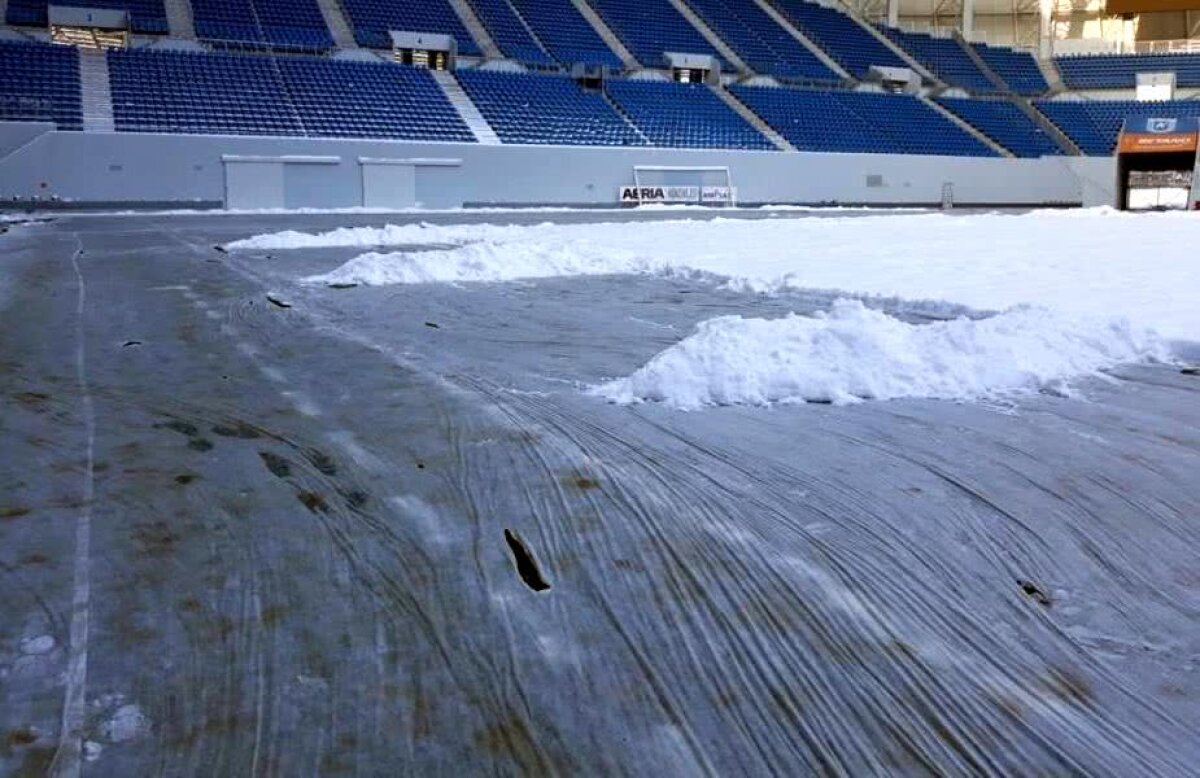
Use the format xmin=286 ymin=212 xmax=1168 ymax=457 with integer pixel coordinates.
xmin=618 ymin=165 xmax=736 ymax=206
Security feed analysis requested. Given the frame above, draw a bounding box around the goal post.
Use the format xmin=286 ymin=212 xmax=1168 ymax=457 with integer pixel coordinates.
xmin=618 ymin=165 xmax=736 ymax=207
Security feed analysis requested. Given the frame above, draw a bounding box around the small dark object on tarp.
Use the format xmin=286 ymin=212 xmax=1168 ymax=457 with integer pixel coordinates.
xmin=1182 ymin=367 xmax=1198 ymax=376
xmin=266 ymin=294 xmax=292 ymax=309
xmin=504 ymin=529 xmax=551 ymax=592
xmin=122 ymin=340 xmax=143 ymax=348
xmin=424 ymin=321 xmax=440 ymax=329
xmin=1018 ymin=579 xmax=1052 ymax=607
xmin=328 ymin=283 xmax=358 ymax=290
xmin=213 ymin=245 xmax=228 ymax=253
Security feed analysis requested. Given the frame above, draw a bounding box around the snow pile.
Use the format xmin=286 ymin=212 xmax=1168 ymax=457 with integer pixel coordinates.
xmin=258 ymin=210 xmax=1200 ymax=340
xmin=304 ymin=240 xmax=661 ymax=286
xmin=592 ymin=300 xmax=1167 ymax=409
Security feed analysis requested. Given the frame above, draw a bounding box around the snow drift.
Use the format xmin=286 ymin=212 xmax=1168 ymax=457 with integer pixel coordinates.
xmin=252 ymin=210 xmax=1200 ymax=341
xmin=593 ymin=300 xmax=1167 ymax=409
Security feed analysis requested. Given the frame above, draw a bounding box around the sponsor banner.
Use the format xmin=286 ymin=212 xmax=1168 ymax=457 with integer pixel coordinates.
xmin=1119 ymin=116 xmax=1200 ymax=154
xmin=619 ymin=186 xmax=701 ymax=203
xmin=700 ymin=186 xmax=736 ymax=203
xmin=1119 ymin=132 xmax=1198 ymax=153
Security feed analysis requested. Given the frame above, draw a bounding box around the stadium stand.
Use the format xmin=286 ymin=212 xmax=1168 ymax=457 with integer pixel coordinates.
xmin=730 ymin=84 xmax=995 ymax=156
xmin=937 ymin=96 xmax=1061 ymax=157
xmin=881 ymin=27 xmax=995 ymax=92
xmin=191 ymin=0 xmax=333 ymax=50
xmin=276 ymin=58 xmax=475 ymax=141
xmin=971 ymin=42 xmax=1046 ymax=95
xmin=455 ymin=69 xmax=645 ymax=145
xmin=683 ymin=0 xmax=841 ymax=82
xmin=0 ymin=39 xmax=83 ymax=130
xmin=1035 ymin=98 xmax=1200 ymax=155
xmin=770 ymin=0 xmax=907 ymax=80
xmin=587 ymin=0 xmax=724 ymax=69
xmin=1054 ymin=52 xmax=1200 ymax=89
xmin=108 ymin=47 xmax=302 ymax=135
xmin=507 ymin=0 xmax=623 ymax=68
xmin=340 ymin=0 xmax=482 ymax=54
xmin=466 ymin=0 xmax=554 ymax=66
xmin=605 ymin=79 xmax=775 ymax=149
xmin=7 ymin=0 xmax=168 ymax=34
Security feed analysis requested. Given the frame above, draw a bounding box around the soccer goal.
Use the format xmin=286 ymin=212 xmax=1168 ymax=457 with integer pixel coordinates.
xmin=618 ymin=165 xmax=736 ymax=206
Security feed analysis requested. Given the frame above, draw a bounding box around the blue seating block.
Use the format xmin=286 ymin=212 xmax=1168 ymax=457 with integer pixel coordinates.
xmin=1035 ymin=98 xmax=1200 ymax=155
xmin=972 ymin=42 xmax=1046 ymax=95
xmin=606 ymin=79 xmax=775 ymax=149
xmin=0 ymin=40 xmax=82 ymax=130
xmin=588 ymin=0 xmax=723 ymax=69
xmin=1055 ymin=52 xmax=1200 ymax=89
xmin=340 ymin=0 xmax=481 ymax=55
xmin=937 ymin=96 xmax=1060 ymax=157
xmin=731 ymin=84 xmax=995 ymax=156
xmin=881 ymin=26 xmax=996 ymax=93
xmin=456 ymin=69 xmax=645 ymax=146
xmin=772 ymin=0 xmax=907 ymax=79
xmin=466 ymin=0 xmax=553 ymax=65
xmin=508 ymin=0 xmax=622 ymax=68
xmin=685 ymin=0 xmax=840 ymax=82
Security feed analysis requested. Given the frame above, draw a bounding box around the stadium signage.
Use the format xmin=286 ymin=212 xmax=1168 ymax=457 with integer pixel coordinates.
xmin=618 ymin=186 xmax=735 ymax=204
xmin=1118 ymin=116 xmax=1200 ymax=154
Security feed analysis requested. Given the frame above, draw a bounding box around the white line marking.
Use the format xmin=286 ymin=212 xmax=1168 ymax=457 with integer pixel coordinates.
xmin=50 ymin=246 xmax=94 ymax=778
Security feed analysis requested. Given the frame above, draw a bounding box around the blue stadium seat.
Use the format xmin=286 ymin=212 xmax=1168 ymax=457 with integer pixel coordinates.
xmin=508 ymin=0 xmax=623 ymax=68
xmin=1055 ymin=52 xmax=1200 ymax=89
xmin=606 ymin=79 xmax=775 ymax=149
xmin=466 ymin=0 xmax=554 ymax=66
xmin=937 ymin=96 xmax=1060 ymax=157
xmin=0 ymin=40 xmax=83 ymax=130
xmin=277 ymin=58 xmax=475 ymax=141
xmin=340 ymin=0 xmax=481 ymax=55
xmin=588 ymin=0 xmax=724 ymax=69
xmin=191 ymin=0 xmax=333 ymax=50
xmin=972 ymin=42 xmax=1046 ymax=95
xmin=1035 ymin=98 xmax=1200 ymax=155
xmin=880 ymin=26 xmax=996 ymax=92
xmin=455 ymin=69 xmax=645 ymax=146
xmin=108 ymin=48 xmax=302 ymax=136
xmin=7 ymin=0 xmax=168 ymax=34
xmin=771 ymin=0 xmax=907 ymax=79
xmin=684 ymin=0 xmax=841 ymax=83
xmin=731 ymin=84 xmax=995 ymax=156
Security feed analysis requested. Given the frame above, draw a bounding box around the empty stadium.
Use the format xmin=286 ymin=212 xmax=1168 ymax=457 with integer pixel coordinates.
xmin=2 ymin=0 xmax=1200 ymax=775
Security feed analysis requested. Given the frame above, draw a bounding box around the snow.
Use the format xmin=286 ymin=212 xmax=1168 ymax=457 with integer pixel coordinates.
xmin=592 ymin=300 xmax=1168 ymax=409
xmin=250 ymin=209 xmax=1200 ymax=342
xmin=100 ymin=704 xmax=150 ymax=743
xmin=19 ymin=635 xmax=56 ymax=655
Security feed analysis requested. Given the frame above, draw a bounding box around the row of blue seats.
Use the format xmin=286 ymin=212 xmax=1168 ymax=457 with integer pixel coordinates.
xmin=686 ymin=0 xmax=840 ymax=83
xmin=1055 ymin=53 xmax=1200 ymax=89
xmin=776 ymin=0 xmax=907 ymax=80
xmin=1035 ymin=98 xmax=1200 ymax=155
xmin=731 ymin=84 xmax=995 ymax=156
xmin=0 ymin=40 xmax=83 ymax=130
xmin=341 ymin=0 xmax=481 ymax=55
xmin=937 ymin=96 xmax=1060 ymax=157
xmin=191 ymin=0 xmax=333 ymax=50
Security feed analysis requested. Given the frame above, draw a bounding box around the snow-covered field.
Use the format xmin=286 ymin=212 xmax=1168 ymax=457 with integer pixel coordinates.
xmin=233 ymin=209 xmax=1197 ymax=408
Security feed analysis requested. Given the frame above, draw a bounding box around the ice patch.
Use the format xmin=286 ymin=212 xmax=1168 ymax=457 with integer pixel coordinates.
xmin=100 ymin=704 xmax=150 ymax=743
xmin=19 ymin=635 xmax=56 ymax=655
xmin=592 ymin=300 xmax=1167 ymax=410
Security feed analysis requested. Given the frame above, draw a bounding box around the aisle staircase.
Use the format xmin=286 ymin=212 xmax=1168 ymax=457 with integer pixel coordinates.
xmin=446 ymin=0 xmax=502 ymax=59
xmin=78 ymin=49 xmax=115 ymax=133
xmin=162 ymin=0 xmax=195 ymax=38
xmin=316 ymin=0 xmax=357 ymax=49
xmin=432 ymin=70 xmax=501 ymax=144
xmin=571 ymin=0 xmax=639 ymax=70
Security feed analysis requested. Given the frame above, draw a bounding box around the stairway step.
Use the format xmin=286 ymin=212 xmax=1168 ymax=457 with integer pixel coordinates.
xmin=432 ymin=70 xmax=501 ymax=145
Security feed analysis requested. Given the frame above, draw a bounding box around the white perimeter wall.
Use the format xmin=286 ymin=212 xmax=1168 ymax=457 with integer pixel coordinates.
xmin=0 ymin=124 xmax=1118 ymax=208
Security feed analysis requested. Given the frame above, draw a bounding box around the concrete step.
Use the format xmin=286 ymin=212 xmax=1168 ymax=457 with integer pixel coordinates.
xmin=751 ymin=0 xmax=850 ymax=82
xmin=669 ymin=0 xmax=751 ymax=75
xmin=601 ymin=92 xmax=651 ymax=145
xmin=432 ymin=70 xmax=501 ymax=145
xmin=162 ymin=0 xmax=195 ymax=38
xmin=570 ymin=0 xmax=639 ymax=71
xmin=316 ymin=0 xmax=357 ymax=49
xmin=711 ymin=85 xmax=795 ymax=151
xmin=446 ymin=0 xmax=502 ymax=60
xmin=920 ymin=94 xmax=1013 ymax=157
xmin=78 ymin=49 xmax=115 ymax=133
